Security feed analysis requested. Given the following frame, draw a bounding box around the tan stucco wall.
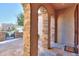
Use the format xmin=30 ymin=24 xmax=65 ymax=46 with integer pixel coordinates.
xmin=57 ymin=5 xmax=76 ymax=47
xmin=57 ymin=14 xmax=63 ymax=44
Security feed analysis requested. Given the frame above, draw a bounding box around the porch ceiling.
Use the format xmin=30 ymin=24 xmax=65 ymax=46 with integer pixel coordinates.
xmin=51 ymin=3 xmax=76 ymax=10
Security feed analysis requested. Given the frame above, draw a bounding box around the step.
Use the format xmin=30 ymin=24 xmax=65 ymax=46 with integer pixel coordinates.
xmin=51 ymin=43 xmax=65 ymax=49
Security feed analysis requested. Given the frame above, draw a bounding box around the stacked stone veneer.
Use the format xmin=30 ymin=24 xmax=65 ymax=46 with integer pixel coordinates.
xmin=23 ymin=4 xmax=31 ymax=56
xmin=42 ymin=13 xmax=48 ymax=48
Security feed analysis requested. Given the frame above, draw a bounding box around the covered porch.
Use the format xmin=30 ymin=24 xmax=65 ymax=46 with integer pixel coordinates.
xmin=23 ymin=3 xmax=79 ymax=56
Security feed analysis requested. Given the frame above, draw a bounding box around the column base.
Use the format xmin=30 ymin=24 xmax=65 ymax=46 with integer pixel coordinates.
xmin=48 ymin=47 xmax=51 ymax=49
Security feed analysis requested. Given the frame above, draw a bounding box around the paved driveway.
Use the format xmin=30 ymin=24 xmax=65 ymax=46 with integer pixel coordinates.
xmin=0 ymin=38 xmax=23 ymax=56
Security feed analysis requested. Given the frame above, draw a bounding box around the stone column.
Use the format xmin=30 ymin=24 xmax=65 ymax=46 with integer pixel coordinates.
xmin=48 ymin=14 xmax=51 ymax=49
xmin=23 ymin=3 xmax=38 ymax=56
xmin=30 ymin=4 xmax=38 ymax=56
xmin=23 ymin=4 xmax=31 ymax=56
xmin=54 ymin=12 xmax=58 ymax=43
xmin=42 ymin=12 xmax=49 ymax=48
xmin=74 ymin=4 xmax=78 ymax=54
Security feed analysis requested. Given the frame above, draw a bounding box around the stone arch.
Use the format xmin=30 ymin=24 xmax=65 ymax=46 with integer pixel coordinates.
xmin=36 ymin=4 xmax=52 ymax=49
xmin=22 ymin=3 xmax=53 ymax=56
xmin=37 ymin=4 xmax=49 ymax=13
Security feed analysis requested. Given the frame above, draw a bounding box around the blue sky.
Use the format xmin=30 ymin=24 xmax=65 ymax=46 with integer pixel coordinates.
xmin=0 ymin=3 xmax=23 ymax=24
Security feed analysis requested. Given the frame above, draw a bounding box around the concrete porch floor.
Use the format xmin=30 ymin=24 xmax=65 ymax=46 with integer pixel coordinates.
xmin=38 ymin=39 xmax=78 ymax=56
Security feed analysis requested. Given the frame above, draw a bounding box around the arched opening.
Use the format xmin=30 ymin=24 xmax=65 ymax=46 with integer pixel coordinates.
xmin=37 ymin=6 xmax=49 ymax=55
xmin=50 ymin=13 xmax=55 ymax=48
